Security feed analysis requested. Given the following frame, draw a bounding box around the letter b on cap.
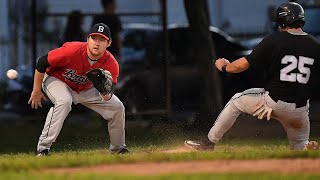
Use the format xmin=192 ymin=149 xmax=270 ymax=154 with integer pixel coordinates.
xmin=98 ymin=26 xmax=104 ymax=32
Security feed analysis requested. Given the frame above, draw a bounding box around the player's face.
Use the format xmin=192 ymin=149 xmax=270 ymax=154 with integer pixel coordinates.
xmin=87 ymin=35 xmax=111 ymax=57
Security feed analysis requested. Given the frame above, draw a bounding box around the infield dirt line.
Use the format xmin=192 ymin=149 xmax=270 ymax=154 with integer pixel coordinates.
xmin=45 ymin=158 xmax=320 ymax=175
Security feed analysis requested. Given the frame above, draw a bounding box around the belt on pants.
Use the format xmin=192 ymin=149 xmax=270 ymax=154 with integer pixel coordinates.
xmin=270 ymin=96 xmax=306 ymax=108
xmin=295 ymin=101 xmax=307 ymax=108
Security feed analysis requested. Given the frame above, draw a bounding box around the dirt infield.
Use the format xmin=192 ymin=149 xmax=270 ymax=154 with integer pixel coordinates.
xmin=48 ymin=159 xmax=320 ymax=175
xmin=47 ymin=147 xmax=320 ymax=175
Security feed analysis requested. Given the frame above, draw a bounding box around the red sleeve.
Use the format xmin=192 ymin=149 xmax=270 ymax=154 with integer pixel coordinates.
xmin=47 ymin=42 xmax=78 ymax=67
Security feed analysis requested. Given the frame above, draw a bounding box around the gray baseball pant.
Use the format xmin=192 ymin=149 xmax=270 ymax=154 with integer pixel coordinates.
xmin=208 ymin=88 xmax=310 ymax=150
xmin=37 ymin=75 xmax=126 ymax=152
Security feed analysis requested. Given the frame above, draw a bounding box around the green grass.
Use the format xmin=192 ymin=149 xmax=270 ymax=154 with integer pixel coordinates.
xmin=1 ymin=118 xmax=320 ymax=179
xmin=1 ymin=143 xmax=320 ymax=172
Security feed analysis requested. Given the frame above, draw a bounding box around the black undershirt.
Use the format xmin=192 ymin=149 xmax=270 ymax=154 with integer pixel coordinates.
xmin=36 ymin=55 xmax=50 ymax=73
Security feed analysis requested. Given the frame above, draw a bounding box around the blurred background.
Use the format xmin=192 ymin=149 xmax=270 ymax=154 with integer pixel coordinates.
xmin=1 ymin=0 xmax=320 ymax=151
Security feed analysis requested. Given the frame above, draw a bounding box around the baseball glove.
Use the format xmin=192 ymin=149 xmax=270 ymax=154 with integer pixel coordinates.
xmin=86 ymin=68 xmax=113 ymax=95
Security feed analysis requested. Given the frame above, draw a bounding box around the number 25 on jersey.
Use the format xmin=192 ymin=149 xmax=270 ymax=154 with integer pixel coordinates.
xmin=280 ymin=55 xmax=314 ymax=84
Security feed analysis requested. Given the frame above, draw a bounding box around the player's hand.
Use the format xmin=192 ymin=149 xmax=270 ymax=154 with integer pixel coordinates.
xmin=28 ymin=90 xmax=47 ymax=109
xmin=215 ymin=58 xmax=230 ymax=71
xmin=252 ymin=101 xmax=273 ymax=120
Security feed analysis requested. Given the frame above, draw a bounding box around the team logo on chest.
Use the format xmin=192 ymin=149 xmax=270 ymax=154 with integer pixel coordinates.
xmin=62 ymin=69 xmax=87 ymax=84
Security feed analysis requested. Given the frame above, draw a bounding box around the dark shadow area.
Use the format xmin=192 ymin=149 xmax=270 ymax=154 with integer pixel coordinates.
xmin=115 ymin=24 xmax=252 ymax=117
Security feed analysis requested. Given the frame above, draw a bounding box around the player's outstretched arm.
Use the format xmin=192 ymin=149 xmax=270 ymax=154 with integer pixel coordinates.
xmin=215 ymin=57 xmax=250 ymax=73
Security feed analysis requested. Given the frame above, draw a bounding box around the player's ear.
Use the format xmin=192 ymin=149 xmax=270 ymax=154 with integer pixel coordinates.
xmin=107 ymin=39 xmax=112 ymax=47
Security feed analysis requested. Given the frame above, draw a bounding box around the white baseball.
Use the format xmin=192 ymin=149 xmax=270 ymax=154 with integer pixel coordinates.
xmin=6 ymin=69 xmax=18 ymax=80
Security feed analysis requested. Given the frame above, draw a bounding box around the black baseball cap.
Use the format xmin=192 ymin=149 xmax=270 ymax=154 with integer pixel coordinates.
xmin=89 ymin=23 xmax=111 ymax=40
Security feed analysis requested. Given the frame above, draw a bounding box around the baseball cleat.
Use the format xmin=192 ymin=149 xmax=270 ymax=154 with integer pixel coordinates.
xmin=184 ymin=139 xmax=215 ymax=151
xmin=111 ymin=147 xmax=130 ymax=154
xmin=36 ymin=149 xmax=49 ymax=157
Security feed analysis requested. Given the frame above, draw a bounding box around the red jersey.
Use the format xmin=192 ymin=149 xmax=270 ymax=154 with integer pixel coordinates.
xmin=46 ymin=42 xmax=119 ymax=93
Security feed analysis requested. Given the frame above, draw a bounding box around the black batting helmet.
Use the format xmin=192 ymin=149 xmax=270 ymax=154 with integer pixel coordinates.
xmin=275 ymin=2 xmax=305 ymax=27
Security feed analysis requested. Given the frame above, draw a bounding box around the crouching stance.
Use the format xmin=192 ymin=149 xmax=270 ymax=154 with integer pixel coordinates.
xmin=185 ymin=2 xmax=320 ymax=151
xmin=29 ymin=23 xmax=129 ymax=156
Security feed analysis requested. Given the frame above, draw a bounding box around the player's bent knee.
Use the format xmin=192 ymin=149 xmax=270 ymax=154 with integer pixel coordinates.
xmin=232 ymin=93 xmax=242 ymax=99
xmin=55 ymin=99 xmax=72 ymax=111
xmin=229 ymin=93 xmax=242 ymax=104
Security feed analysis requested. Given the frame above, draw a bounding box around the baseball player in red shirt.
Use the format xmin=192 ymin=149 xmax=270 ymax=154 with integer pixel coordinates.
xmin=28 ymin=23 xmax=129 ymax=156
